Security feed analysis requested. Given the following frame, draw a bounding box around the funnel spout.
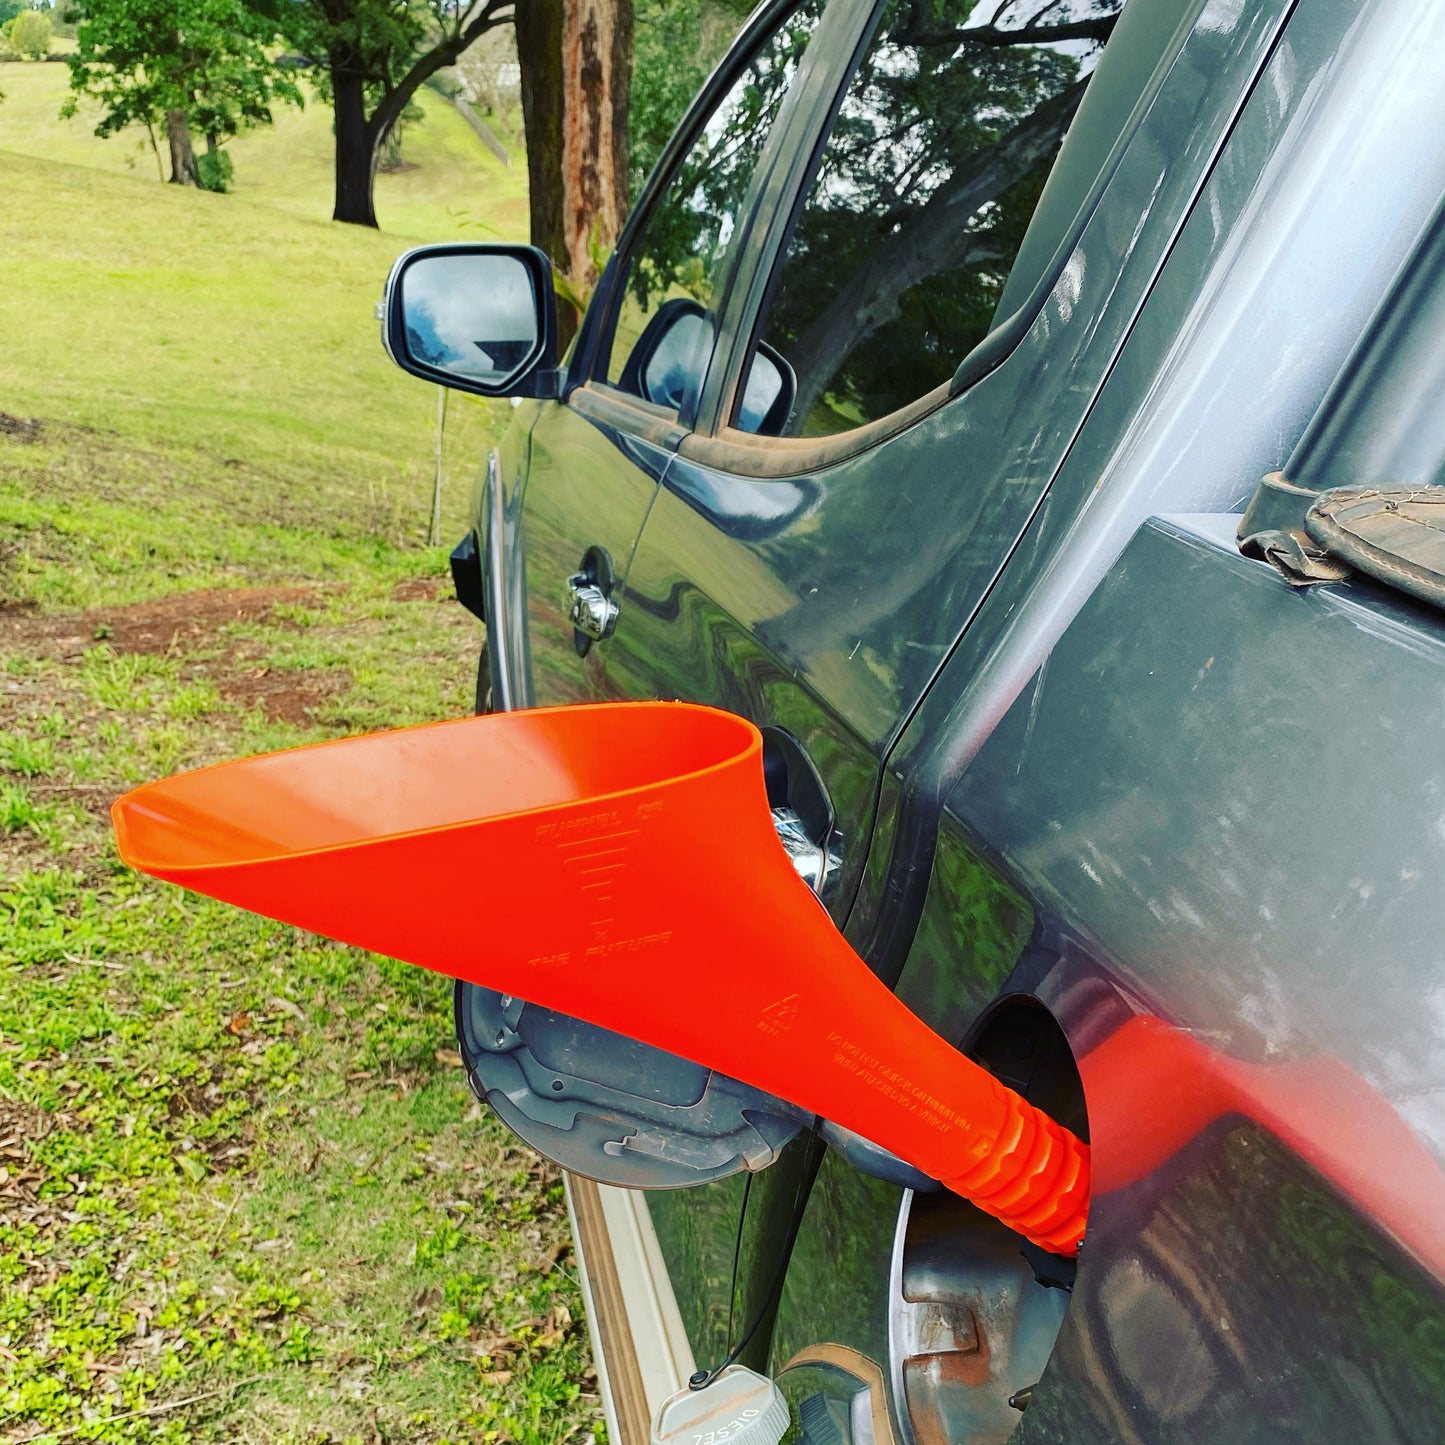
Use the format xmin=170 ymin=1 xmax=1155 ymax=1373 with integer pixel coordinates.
xmin=112 ymin=702 xmax=1089 ymax=1254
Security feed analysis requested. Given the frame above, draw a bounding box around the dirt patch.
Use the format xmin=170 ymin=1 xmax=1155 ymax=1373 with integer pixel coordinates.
xmin=222 ymin=664 xmax=351 ymax=725
xmin=1 ymin=586 xmax=350 ymax=727
xmin=0 ymin=586 xmax=324 ymax=660
xmin=392 ymin=575 xmax=448 ymax=602
xmin=0 ymin=412 xmax=42 ymax=442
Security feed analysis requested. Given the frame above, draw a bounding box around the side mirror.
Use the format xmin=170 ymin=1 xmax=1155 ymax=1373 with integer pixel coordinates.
xmin=379 ymin=244 xmax=562 ymax=399
xmin=736 ymin=342 xmax=795 ymax=437
xmin=621 ymin=297 xmax=796 ymax=435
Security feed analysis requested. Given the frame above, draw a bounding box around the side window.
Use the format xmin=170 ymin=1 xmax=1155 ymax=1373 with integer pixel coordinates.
xmin=748 ymin=0 xmax=1126 ymax=437
xmin=602 ymin=0 xmax=824 ymax=417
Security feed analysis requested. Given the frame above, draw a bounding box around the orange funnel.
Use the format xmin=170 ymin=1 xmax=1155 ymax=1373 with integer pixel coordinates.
xmin=111 ymin=702 xmax=1089 ymax=1254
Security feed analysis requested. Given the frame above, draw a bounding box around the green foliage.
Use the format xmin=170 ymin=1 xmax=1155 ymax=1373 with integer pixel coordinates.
xmin=273 ymin=0 xmax=511 ymax=223
xmin=9 ymin=5 xmax=51 ymax=55
xmin=62 ymin=0 xmax=302 ymax=171
xmin=621 ymin=0 xmax=821 ymax=318
xmin=628 ymin=0 xmax=753 ymax=198
xmin=197 ymin=142 xmax=233 ymax=190
xmin=0 ymin=0 xmax=24 ymax=27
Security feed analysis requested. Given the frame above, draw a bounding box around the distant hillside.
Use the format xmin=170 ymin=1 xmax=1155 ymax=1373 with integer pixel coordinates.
xmin=0 ymin=59 xmax=527 ymax=241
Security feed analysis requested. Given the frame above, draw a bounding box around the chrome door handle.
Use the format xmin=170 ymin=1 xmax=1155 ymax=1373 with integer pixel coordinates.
xmin=566 ymin=573 xmax=619 ymax=641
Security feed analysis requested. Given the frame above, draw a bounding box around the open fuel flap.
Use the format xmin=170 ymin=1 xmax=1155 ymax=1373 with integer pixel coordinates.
xmin=454 ymin=988 xmax=806 ymax=1187
xmin=110 ymin=702 xmax=1090 ymax=1254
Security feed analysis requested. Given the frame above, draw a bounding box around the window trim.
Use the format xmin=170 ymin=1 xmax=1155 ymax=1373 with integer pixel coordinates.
xmin=693 ymin=0 xmax=1208 ymax=479
xmin=679 ymin=380 xmax=951 ymax=478
xmin=571 ymin=383 xmax=690 ymax=452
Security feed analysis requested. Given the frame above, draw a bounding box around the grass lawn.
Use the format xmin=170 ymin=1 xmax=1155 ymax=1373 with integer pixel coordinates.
xmin=0 ymin=99 xmax=599 ymax=1445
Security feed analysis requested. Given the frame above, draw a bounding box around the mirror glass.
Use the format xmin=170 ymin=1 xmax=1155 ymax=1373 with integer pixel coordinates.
xmin=399 ymin=254 xmax=540 ymax=388
xmin=641 ymin=309 xmax=711 ymax=413
xmin=738 ymin=349 xmax=788 ymax=435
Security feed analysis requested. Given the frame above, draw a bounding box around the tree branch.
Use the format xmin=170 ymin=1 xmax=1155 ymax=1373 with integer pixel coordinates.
xmin=367 ymin=0 xmax=511 ymax=145
xmin=899 ymin=11 xmax=1119 ymax=48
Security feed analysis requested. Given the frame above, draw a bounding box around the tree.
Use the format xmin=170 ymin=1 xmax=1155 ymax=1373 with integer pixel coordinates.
xmin=275 ymin=0 xmax=515 ymax=228
xmin=627 ymin=0 xmax=749 ymax=197
xmin=559 ymin=0 xmax=630 ymax=285
xmin=0 ymin=0 xmax=22 ymax=25
xmin=11 ymin=7 xmax=52 ymax=55
xmin=64 ymin=0 xmax=301 ymax=187
xmin=514 ymin=0 xmax=632 ymax=335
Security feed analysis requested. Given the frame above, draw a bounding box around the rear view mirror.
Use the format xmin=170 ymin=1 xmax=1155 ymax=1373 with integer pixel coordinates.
xmin=380 ymin=244 xmax=561 ymax=399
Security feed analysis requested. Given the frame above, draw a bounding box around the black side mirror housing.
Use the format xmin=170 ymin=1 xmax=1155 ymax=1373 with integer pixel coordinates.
xmin=379 ymin=243 xmax=563 ymax=400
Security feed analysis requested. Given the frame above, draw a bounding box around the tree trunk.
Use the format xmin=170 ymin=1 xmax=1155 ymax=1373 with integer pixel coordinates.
xmin=331 ymin=67 xmax=379 ymax=227
xmin=561 ymin=0 xmax=628 ymax=289
xmin=516 ymin=0 xmax=567 ymax=263
xmin=165 ymin=110 xmax=200 ymax=186
xmin=611 ymin=0 xmax=633 ymax=227
xmin=516 ymin=0 xmax=573 ymax=344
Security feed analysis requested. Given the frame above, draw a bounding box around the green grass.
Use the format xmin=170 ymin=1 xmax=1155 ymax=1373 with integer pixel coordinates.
xmin=0 ymin=146 xmax=511 ymax=539
xmin=0 ymin=98 xmax=598 ymax=1445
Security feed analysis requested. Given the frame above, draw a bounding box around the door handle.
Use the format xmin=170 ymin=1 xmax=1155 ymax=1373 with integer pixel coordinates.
xmin=566 ymin=575 xmax=618 ymax=641
xmin=567 ymin=546 xmax=619 ymax=656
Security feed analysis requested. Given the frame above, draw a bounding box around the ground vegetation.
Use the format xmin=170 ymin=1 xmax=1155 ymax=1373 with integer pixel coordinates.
xmin=0 ymin=130 xmax=596 ymax=1444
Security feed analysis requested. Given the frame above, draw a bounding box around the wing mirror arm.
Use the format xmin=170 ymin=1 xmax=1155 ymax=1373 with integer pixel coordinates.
xmin=507 ymin=366 xmax=565 ymax=402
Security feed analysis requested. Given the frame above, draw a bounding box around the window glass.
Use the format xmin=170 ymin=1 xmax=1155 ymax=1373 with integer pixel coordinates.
xmin=605 ymin=0 xmax=824 ymax=404
xmin=749 ymin=0 xmax=1126 ymax=437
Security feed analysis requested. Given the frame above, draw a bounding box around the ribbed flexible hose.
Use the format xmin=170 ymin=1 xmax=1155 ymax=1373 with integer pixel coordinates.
xmin=940 ymin=1069 xmax=1090 ymax=1254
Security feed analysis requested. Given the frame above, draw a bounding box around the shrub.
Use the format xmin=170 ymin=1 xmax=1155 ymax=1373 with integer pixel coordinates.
xmin=10 ymin=8 xmax=51 ymax=56
xmin=197 ymin=147 xmax=234 ymax=193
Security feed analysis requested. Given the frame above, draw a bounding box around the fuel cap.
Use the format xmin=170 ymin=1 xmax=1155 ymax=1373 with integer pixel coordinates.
xmin=651 ymin=1366 xmax=790 ymax=1445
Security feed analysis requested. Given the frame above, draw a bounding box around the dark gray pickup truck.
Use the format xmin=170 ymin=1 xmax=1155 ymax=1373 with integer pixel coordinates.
xmin=378 ymin=0 xmax=1445 ymax=1439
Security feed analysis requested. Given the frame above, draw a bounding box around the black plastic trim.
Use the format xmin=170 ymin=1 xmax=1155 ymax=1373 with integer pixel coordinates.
xmin=450 ymin=531 xmax=485 ymax=622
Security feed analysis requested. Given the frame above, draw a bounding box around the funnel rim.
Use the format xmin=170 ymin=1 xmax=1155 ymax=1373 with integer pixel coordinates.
xmin=112 ymin=700 xmax=764 ymax=876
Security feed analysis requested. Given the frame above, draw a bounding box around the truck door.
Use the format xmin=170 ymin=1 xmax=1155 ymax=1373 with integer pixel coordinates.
xmin=505 ymin=0 xmax=828 ymax=712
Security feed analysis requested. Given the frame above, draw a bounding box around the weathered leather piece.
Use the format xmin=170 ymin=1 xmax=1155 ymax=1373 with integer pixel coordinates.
xmin=1305 ymin=485 xmax=1445 ymax=609
xmin=1237 ymin=471 xmax=1354 ymax=585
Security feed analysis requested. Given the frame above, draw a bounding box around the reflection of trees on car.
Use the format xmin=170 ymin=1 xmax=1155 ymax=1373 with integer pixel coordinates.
xmin=623 ymin=0 xmax=824 ymax=315
xmin=762 ymin=0 xmax=1122 ymax=434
